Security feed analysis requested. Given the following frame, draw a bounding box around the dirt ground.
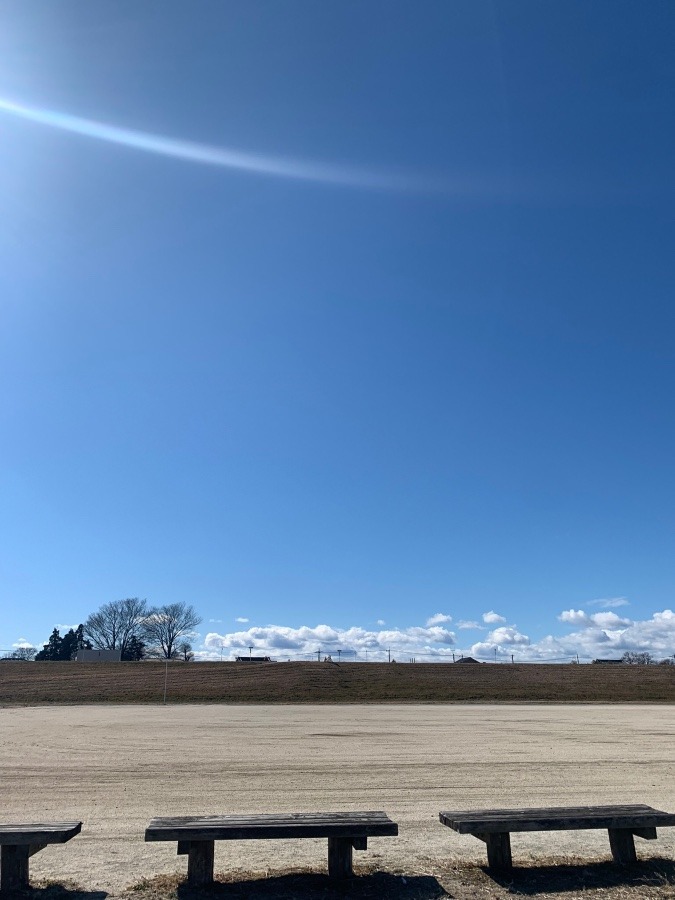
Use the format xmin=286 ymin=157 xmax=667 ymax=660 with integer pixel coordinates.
xmin=1 ymin=704 xmax=674 ymax=898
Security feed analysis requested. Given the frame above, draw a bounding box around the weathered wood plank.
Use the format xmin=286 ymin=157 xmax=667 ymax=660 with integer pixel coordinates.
xmin=632 ymin=827 xmax=657 ymax=840
xmin=1 ymin=844 xmax=30 ymax=891
xmin=186 ymin=841 xmax=215 ymax=886
xmin=327 ymin=837 xmax=353 ymax=878
xmin=484 ymin=833 xmax=512 ymax=869
xmin=439 ymin=805 xmax=675 ymax=870
xmin=146 ymin=811 xmax=397 ymax=843
xmin=146 ymin=812 xmax=397 ymax=883
xmin=439 ymin=805 xmax=675 ymax=834
xmin=608 ymin=829 xmax=637 ymax=865
xmin=0 ymin=823 xmax=82 ymax=845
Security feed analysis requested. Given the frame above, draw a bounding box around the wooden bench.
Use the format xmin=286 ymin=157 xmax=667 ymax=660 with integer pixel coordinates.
xmin=0 ymin=822 xmax=82 ymax=892
xmin=145 ymin=811 xmax=398 ymax=884
xmin=439 ymin=804 xmax=675 ymax=869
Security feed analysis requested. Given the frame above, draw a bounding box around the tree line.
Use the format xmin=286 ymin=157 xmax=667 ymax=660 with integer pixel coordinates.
xmin=13 ymin=599 xmax=201 ymax=661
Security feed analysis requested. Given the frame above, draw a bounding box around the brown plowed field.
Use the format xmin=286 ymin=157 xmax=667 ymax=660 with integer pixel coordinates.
xmin=0 ymin=660 xmax=672 ymax=705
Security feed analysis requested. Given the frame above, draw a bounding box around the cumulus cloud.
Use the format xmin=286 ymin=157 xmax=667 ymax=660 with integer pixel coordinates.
xmin=559 ymin=609 xmax=591 ymax=627
xmin=559 ymin=609 xmax=631 ymax=629
xmin=208 ymin=618 xmax=222 ymax=624
xmin=194 ymin=608 xmax=675 ymax=664
xmin=457 ymin=620 xmax=481 ymax=629
xmin=470 ymin=626 xmax=530 ymax=659
xmin=202 ymin=621 xmax=457 ymax=661
xmin=587 ymin=597 xmax=629 ymax=609
xmin=376 ymin=619 xmax=386 ymax=625
xmin=552 ymin=608 xmax=675 ymax=660
xmin=426 ymin=613 xmax=452 ymax=626
xmin=482 ymin=611 xmax=506 ymax=625
xmin=489 ymin=626 xmax=530 ymax=646
xmin=235 ymin=617 xmax=249 ymax=623
xmin=12 ymin=638 xmax=34 ymax=648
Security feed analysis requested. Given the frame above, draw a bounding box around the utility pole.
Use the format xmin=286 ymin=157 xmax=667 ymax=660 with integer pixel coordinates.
xmin=337 ymin=649 xmax=341 ymax=663
xmin=317 ymin=648 xmax=321 ymax=662
xmin=388 ymin=648 xmax=391 ymax=663
xmin=494 ymin=647 xmax=497 ymax=663
xmin=248 ymin=645 xmax=253 ymax=659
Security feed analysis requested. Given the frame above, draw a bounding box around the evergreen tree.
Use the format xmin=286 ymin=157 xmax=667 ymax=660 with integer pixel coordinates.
xmin=122 ymin=635 xmax=146 ymax=661
xmin=35 ymin=625 xmax=91 ymax=660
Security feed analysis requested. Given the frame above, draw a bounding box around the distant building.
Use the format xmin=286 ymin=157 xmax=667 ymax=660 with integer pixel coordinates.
xmin=235 ymin=656 xmax=271 ymax=662
xmin=591 ymin=658 xmax=624 ymax=664
xmin=454 ymin=656 xmax=480 ymax=664
xmin=76 ymin=649 xmax=122 ymax=662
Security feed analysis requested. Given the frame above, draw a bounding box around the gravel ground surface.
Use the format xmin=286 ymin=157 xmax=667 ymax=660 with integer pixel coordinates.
xmin=1 ymin=704 xmax=673 ymax=898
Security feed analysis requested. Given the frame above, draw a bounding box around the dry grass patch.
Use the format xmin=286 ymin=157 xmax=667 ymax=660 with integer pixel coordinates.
xmin=120 ymin=859 xmax=675 ymax=900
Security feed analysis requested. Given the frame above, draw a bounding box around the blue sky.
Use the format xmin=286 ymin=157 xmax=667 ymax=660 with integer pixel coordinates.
xmin=1 ymin=1 xmax=674 ymax=662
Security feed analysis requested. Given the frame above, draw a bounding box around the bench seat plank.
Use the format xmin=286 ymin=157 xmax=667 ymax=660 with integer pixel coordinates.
xmin=145 ymin=812 xmax=397 ymax=885
xmin=0 ymin=823 xmax=82 ymax=845
xmin=440 ymin=805 xmax=675 ymax=834
xmin=439 ymin=805 xmax=675 ymax=871
xmin=0 ymin=823 xmax=82 ymax=891
xmin=146 ymin=811 xmax=398 ymax=842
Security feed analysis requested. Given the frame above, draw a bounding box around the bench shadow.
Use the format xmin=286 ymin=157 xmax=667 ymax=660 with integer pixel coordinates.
xmin=12 ymin=885 xmax=107 ymax=900
xmin=174 ymin=871 xmax=449 ymax=899
xmin=486 ymin=857 xmax=675 ymax=895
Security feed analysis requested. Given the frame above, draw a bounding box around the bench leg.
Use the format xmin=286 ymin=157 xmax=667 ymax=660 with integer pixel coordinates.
xmin=186 ymin=840 xmax=215 ymax=886
xmin=608 ymin=829 xmax=637 ymax=865
xmin=484 ymin=833 xmax=512 ymax=870
xmin=327 ymin=837 xmax=353 ymax=878
xmin=1 ymin=844 xmax=30 ymax=892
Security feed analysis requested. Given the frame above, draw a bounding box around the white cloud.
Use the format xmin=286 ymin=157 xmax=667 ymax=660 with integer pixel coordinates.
xmin=202 ymin=621 xmax=457 ymax=661
xmin=547 ymin=608 xmax=675 ymax=661
xmin=193 ymin=609 xmax=675 ymax=664
xmin=235 ymin=617 xmax=249 ymax=623
xmin=482 ymin=611 xmax=506 ymax=625
xmin=590 ymin=611 xmax=632 ymax=629
xmin=559 ymin=609 xmax=631 ymax=629
xmin=470 ymin=626 xmax=530 ymax=659
xmin=559 ymin=609 xmax=591 ymax=627
xmin=489 ymin=626 xmax=530 ymax=646
xmin=208 ymin=618 xmax=222 ymax=624
xmin=376 ymin=619 xmax=386 ymax=625
xmin=12 ymin=638 xmax=35 ymax=648
xmin=426 ymin=613 xmax=452 ymax=626
xmin=457 ymin=620 xmax=481 ymax=629
xmin=587 ymin=597 xmax=629 ymax=609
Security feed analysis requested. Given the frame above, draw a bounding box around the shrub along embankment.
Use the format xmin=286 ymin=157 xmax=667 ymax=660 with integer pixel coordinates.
xmin=0 ymin=660 xmax=672 ymax=704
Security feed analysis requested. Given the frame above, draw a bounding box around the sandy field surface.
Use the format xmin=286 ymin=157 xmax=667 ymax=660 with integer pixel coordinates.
xmin=0 ymin=704 xmax=673 ymax=896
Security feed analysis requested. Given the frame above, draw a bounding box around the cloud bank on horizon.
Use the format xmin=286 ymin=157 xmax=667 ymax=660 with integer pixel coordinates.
xmin=199 ymin=607 xmax=675 ymax=663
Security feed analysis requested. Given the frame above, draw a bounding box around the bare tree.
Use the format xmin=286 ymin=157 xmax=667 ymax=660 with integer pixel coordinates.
xmin=621 ymin=650 xmax=653 ymax=665
xmin=142 ymin=603 xmax=201 ymax=660
xmin=84 ymin=598 xmax=148 ymax=658
xmin=177 ymin=640 xmax=194 ymax=662
xmin=10 ymin=646 xmax=37 ymax=660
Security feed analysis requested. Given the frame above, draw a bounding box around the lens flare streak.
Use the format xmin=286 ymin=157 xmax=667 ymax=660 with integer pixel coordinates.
xmin=0 ymin=96 xmax=434 ymax=191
